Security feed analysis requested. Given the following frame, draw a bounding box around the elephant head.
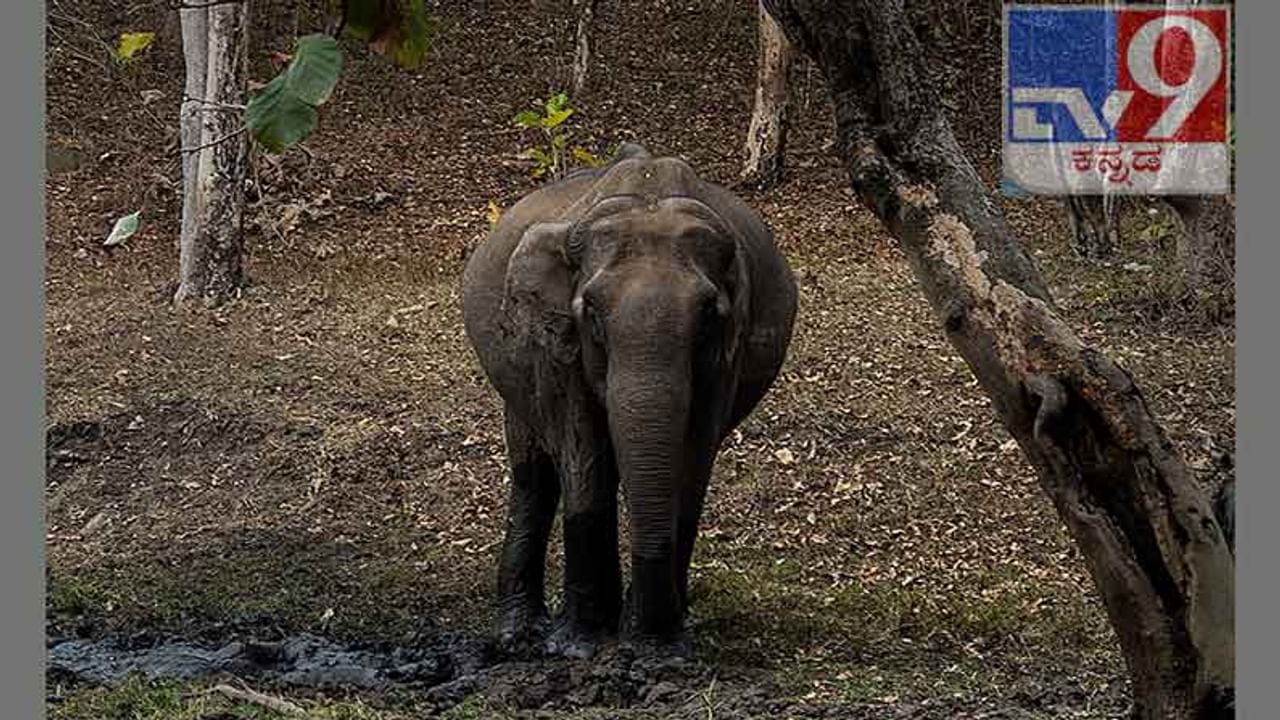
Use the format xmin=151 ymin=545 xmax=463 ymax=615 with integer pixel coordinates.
xmin=500 ymin=192 xmax=751 ymax=637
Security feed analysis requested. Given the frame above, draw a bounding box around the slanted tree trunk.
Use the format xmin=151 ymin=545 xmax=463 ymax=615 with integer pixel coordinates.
xmin=571 ymin=0 xmax=597 ymax=95
xmin=740 ymin=0 xmax=794 ymax=189
xmin=175 ymin=1 xmax=250 ymax=307
xmin=761 ymin=2 xmax=1234 ymax=717
xmin=1065 ymin=195 xmax=1121 ymax=258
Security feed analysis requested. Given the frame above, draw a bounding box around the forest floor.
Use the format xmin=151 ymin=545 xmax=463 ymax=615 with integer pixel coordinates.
xmin=44 ymin=2 xmax=1235 ymax=718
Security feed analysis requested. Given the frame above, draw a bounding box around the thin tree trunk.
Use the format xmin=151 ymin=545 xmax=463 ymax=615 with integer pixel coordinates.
xmin=571 ymin=0 xmax=597 ymax=95
xmin=1166 ymin=194 xmax=1236 ymax=314
xmin=1065 ymin=195 xmax=1121 ymax=259
xmin=761 ymin=2 xmax=1234 ymax=717
xmin=1165 ymin=0 xmax=1234 ymax=314
xmin=741 ymin=0 xmax=794 ymax=189
xmin=1119 ymin=0 xmax=1235 ymax=312
xmin=175 ymin=2 xmax=249 ymax=307
xmin=178 ymin=6 xmax=208 ymax=290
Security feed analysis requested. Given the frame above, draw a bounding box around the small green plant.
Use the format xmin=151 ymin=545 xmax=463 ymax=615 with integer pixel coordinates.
xmin=115 ymin=32 xmax=155 ymax=63
xmin=1135 ymin=204 xmax=1179 ymax=245
xmin=513 ymin=92 xmax=603 ymax=181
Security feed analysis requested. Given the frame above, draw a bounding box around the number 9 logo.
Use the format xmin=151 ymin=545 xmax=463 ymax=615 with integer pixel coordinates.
xmin=1127 ymin=16 xmax=1223 ymax=139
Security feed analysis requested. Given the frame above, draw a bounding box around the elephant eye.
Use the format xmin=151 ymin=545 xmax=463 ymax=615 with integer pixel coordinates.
xmin=695 ymin=296 xmax=722 ymax=341
xmin=700 ymin=292 xmax=728 ymax=322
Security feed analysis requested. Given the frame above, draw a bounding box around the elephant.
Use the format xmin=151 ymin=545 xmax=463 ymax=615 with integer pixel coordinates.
xmin=461 ymin=143 xmax=797 ymax=658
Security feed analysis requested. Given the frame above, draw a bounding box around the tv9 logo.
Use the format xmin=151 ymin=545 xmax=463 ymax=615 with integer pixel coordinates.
xmin=1003 ymin=5 xmax=1231 ymax=195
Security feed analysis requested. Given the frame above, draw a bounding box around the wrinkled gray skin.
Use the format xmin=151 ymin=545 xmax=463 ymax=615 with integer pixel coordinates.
xmin=461 ymin=144 xmax=797 ymax=658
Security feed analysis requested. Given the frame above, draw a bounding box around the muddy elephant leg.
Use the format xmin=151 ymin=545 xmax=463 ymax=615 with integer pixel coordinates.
xmin=496 ymin=411 xmax=560 ymax=650
xmin=546 ymin=440 xmax=622 ymax=658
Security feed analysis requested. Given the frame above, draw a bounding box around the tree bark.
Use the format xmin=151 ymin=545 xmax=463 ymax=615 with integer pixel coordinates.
xmin=175 ymin=2 xmax=250 ymax=307
xmin=571 ymin=0 xmax=597 ymax=95
xmin=761 ymin=2 xmax=1234 ymax=717
xmin=740 ymin=0 xmax=794 ymax=189
xmin=1065 ymin=195 xmax=1121 ymax=259
xmin=1167 ymin=194 xmax=1236 ymax=313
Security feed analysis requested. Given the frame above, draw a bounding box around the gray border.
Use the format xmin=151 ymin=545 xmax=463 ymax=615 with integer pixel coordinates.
xmin=1235 ymin=1 xmax=1271 ymax=717
xmin=0 ymin=0 xmax=45 ymax=717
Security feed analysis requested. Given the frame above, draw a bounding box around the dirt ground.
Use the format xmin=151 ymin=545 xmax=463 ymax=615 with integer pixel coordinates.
xmin=44 ymin=2 xmax=1235 ymax=718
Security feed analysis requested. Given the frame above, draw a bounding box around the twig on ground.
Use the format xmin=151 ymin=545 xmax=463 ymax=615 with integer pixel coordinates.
xmin=211 ymin=682 xmax=307 ymax=717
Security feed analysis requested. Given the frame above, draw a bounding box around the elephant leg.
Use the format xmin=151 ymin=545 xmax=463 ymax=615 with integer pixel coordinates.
xmin=546 ymin=440 xmax=622 ymax=659
xmin=496 ymin=410 xmax=559 ymax=651
xmin=674 ymin=459 xmax=715 ymax=627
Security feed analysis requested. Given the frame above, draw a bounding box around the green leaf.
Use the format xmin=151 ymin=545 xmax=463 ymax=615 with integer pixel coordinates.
xmin=246 ymin=34 xmax=341 ymax=153
xmin=389 ymin=0 xmax=432 ymax=69
xmin=543 ymin=107 xmax=574 ymax=129
xmin=513 ymin=110 xmax=542 ymax=129
xmin=246 ymin=75 xmax=320 ymax=153
xmin=104 ymin=211 xmax=140 ymax=247
xmin=115 ymin=32 xmax=154 ymax=63
xmin=285 ymin=34 xmax=343 ymax=105
xmin=342 ymin=0 xmax=382 ymax=41
xmin=345 ymin=0 xmax=433 ymax=70
xmin=572 ymin=146 xmax=602 ymax=167
xmin=524 ymin=147 xmax=552 ymax=165
xmin=545 ymin=92 xmax=569 ymax=114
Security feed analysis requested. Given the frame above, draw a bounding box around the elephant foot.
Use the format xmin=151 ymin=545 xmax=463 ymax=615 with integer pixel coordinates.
xmin=544 ymin=616 xmax=607 ymax=659
xmin=621 ymin=629 xmax=694 ymax=661
xmin=497 ymin=604 xmax=550 ymax=656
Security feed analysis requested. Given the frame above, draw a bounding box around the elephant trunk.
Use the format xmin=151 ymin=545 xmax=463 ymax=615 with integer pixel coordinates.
xmin=607 ymin=362 xmax=691 ymax=637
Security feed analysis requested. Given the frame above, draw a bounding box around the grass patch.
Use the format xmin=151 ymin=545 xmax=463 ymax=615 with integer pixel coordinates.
xmin=688 ymin=546 xmax=1117 ymax=702
xmin=49 ymin=677 xmax=278 ymax=720
xmin=438 ymin=694 xmax=518 ymax=720
xmin=48 ymin=677 xmax=438 ymax=720
xmin=48 ymin=526 xmax=494 ymax=643
xmin=47 ymin=570 xmax=118 ymax=618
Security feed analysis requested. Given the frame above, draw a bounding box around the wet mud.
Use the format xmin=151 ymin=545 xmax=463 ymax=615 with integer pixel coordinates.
xmin=46 ymin=629 xmax=810 ymax=716
xmin=45 ymin=627 xmax=1114 ymax=719
xmin=47 ymin=630 xmax=490 ymax=691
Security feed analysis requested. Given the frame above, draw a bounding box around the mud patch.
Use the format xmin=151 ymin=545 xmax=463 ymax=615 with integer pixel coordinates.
xmin=47 ymin=631 xmax=489 ymax=691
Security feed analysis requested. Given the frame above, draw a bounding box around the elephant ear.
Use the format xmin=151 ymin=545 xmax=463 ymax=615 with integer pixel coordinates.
xmin=501 ymin=222 xmax=579 ymax=365
xmin=723 ymin=237 xmax=751 ymax=366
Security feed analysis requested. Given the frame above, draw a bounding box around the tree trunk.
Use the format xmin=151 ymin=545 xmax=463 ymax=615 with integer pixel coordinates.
xmin=571 ymin=0 xmax=597 ymax=95
xmin=1119 ymin=0 xmax=1235 ymax=312
xmin=1166 ymin=194 xmax=1236 ymax=313
xmin=175 ymin=2 xmax=249 ymax=307
xmin=1164 ymin=0 xmax=1235 ymax=315
xmin=761 ymin=2 xmax=1234 ymax=717
xmin=740 ymin=0 xmax=794 ymax=189
xmin=1065 ymin=195 xmax=1121 ymax=259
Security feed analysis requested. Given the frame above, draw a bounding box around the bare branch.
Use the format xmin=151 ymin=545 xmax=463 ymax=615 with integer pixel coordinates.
xmin=182 ymin=94 xmax=247 ymax=112
xmin=172 ymin=0 xmax=248 ymax=9
xmin=177 ymin=126 xmax=246 ymax=156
